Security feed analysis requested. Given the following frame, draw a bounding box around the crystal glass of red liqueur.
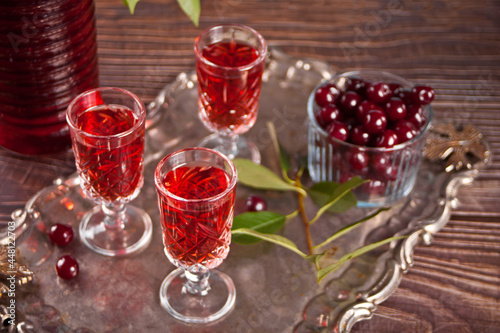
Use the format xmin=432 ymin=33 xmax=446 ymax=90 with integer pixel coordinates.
xmin=308 ymin=70 xmax=433 ymax=207
xmin=194 ymin=24 xmax=267 ymax=164
xmin=154 ymin=147 xmax=237 ymax=324
xmin=66 ymin=87 xmax=152 ymax=256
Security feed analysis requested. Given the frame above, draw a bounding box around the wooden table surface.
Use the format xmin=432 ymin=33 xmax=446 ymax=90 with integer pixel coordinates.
xmin=1 ymin=0 xmax=499 ymax=332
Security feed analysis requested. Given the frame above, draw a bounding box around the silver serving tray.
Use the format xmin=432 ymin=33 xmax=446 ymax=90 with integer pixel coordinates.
xmin=6 ymin=49 xmax=489 ymax=332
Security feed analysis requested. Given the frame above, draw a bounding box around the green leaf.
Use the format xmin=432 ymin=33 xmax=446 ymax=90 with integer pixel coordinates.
xmin=309 ymin=181 xmax=357 ymax=213
xmin=316 ymin=235 xmax=406 ymax=282
xmin=123 ymin=0 xmax=200 ymax=25
xmin=123 ymin=0 xmax=140 ymax=14
xmin=231 ymin=211 xmax=286 ymax=244
xmin=233 ymin=159 xmax=306 ymax=196
xmin=309 ymin=177 xmax=367 ymax=224
xmin=231 ymin=228 xmax=307 ymax=258
xmin=176 ymin=0 xmax=200 ymax=27
xmin=312 ymin=207 xmax=391 ymax=251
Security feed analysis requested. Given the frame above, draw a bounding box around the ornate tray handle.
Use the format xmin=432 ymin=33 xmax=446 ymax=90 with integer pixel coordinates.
xmin=335 ymin=161 xmax=488 ymax=333
xmin=294 ymin=122 xmax=491 ymax=332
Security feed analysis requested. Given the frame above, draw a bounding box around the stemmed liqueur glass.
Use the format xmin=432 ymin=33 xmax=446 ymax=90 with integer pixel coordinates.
xmin=154 ymin=147 xmax=237 ymax=324
xmin=195 ymin=24 xmax=267 ymax=164
xmin=67 ymin=87 xmax=152 ymax=256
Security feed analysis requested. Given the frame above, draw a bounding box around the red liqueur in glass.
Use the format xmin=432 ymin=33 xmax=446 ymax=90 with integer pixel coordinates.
xmin=73 ymin=105 xmax=145 ymax=202
xmin=154 ymin=147 xmax=237 ymax=324
xmin=197 ymin=40 xmax=263 ymax=135
xmin=67 ymin=87 xmax=151 ymax=257
xmin=158 ymin=163 xmax=234 ymax=270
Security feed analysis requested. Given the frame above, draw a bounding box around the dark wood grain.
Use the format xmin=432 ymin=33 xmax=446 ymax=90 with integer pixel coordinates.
xmin=1 ymin=0 xmax=499 ymax=331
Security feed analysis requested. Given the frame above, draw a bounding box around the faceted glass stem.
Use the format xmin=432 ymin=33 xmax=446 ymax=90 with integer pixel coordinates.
xmin=217 ymin=134 xmax=239 ymax=160
xmin=102 ymin=202 xmax=127 ymax=230
xmin=183 ymin=270 xmax=211 ymax=296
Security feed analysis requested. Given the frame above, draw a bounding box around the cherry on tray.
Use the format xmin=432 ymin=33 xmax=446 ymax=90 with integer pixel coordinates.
xmin=56 ymin=255 xmax=79 ymax=280
xmin=49 ymin=223 xmax=74 ymax=247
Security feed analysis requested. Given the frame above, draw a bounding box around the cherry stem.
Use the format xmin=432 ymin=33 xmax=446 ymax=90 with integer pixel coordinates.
xmin=295 ymin=172 xmax=313 ymax=255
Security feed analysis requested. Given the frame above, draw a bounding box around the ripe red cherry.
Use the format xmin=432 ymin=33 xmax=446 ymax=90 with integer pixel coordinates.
xmin=349 ymin=125 xmax=371 ymax=146
xmin=345 ymin=77 xmax=368 ymax=94
xmin=343 ymin=117 xmax=357 ymax=131
xmin=373 ymin=129 xmax=399 ymax=148
xmin=314 ymin=84 xmax=342 ymax=106
xmin=388 ymin=82 xmax=402 ymax=94
xmin=245 ymin=195 xmax=267 ymax=212
xmin=363 ymin=109 xmax=387 ymax=134
xmin=339 ymin=91 xmax=362 ymax=116
xmin=339 ymin=171 xmax=354 ymax=183
xmin=371 ymin=160 xmax=399 ymax=181
xmin=371 ymin=154 xmax=391 ymax=175
xmin=366 ymin=82 xmax=392 ymax=104
xmin=393 ymin=120 xmax=418 ymax=143
xmin=406 ymin=104 xmax=427 ymax=129
xmin=49 ymin=224 xmax=74 ymax=247
xmin=56 ymin=255 xmax=79 ymax=280
xmin=356 ymin=100 xmax=381 ymax=122
xmin=361 ymin=179 xmax=387 ymax=196
xmin=326 ymin=121 xmax=349 ymax=142
xmin=394 ymin=88 xmax=414 ymax=105
xmin=383 ymin=165 xmax=399 ymax=181
xmin=348 ymin=149 xmax=369 ymax=171
xmin=384 ymin=98 xmax=407 ymax=122
xmin=411 ymin=85 xmax=435 ymax=105
xmin=315 ymin=105 xmax=343 ymax=128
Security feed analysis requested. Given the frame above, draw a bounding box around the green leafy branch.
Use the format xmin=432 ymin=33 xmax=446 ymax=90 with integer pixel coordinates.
xmin=123 ymin=0 xmax=200 ymax=27
xmin=231 ymin=122 xmax=405 ymax=282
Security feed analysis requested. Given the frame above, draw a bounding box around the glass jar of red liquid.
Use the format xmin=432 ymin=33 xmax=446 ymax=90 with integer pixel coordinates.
xmin=0 ymin=0 xmax=99 ymax=155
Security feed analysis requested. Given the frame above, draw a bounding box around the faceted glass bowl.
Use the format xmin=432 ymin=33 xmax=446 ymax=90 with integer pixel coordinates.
xmin=307 ymin=70 xmax=433 ymax=207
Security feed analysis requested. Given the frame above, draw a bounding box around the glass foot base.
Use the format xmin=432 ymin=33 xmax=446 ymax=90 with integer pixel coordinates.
xmin=160 ymin=268 xmax=236 ymax=324
xmin=79 ymin=205 xmax=153 ymax=257
xmin=198 ymin=133 xmax=261 ymax=164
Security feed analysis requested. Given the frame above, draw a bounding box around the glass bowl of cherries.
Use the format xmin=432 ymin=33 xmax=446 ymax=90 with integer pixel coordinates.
xmin=307 ymin=70 xmax=434 ymax=207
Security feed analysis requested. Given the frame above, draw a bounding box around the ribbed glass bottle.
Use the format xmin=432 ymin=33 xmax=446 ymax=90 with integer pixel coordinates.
xmin=0 ymin=0 xmax=99 ymax=154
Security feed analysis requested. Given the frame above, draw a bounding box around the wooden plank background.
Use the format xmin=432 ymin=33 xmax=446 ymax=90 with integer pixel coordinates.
xmin=1 ymin=0 xmax=499 ymax=331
